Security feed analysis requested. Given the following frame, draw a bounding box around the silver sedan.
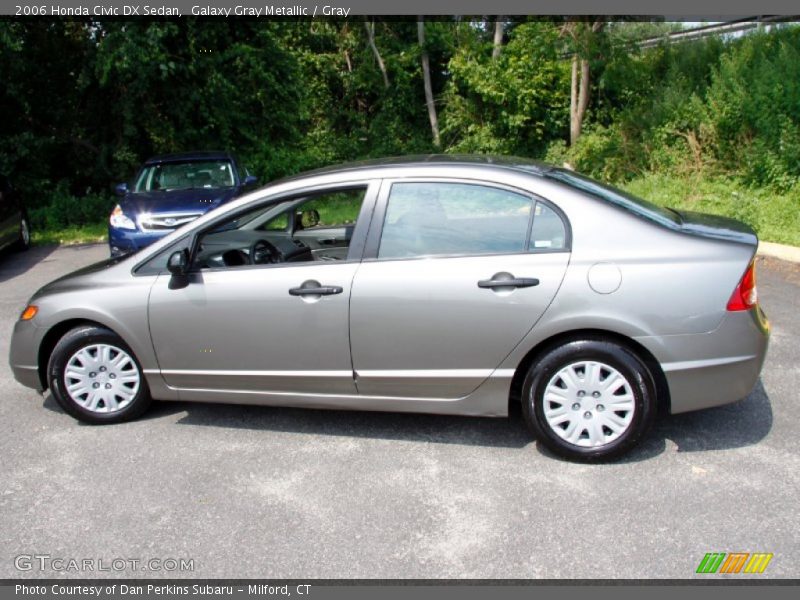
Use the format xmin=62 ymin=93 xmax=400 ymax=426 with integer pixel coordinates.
xmin=9 ymin=156 xmax=770 ymax=461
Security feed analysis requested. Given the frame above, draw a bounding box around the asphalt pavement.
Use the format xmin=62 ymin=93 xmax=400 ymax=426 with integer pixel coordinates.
xmin=0 ymin=244 xmax=798 ymax=579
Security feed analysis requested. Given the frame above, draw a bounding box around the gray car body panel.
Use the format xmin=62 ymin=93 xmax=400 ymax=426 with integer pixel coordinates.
xmin=349 ymin=252 xmax=569 ymax=398
xmin=9 ymin=156 xmax=769 ymax=418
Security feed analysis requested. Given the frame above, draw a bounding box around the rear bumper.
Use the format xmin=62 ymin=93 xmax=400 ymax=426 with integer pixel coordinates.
xmin=635 ymin=307 xmax=770 ymax=414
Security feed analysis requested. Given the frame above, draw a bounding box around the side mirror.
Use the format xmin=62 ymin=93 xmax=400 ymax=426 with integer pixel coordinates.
xmin=243 ymin=175 xmax=258 ymax=187
xmin=167 ymin=249 xmax=189 ymax=276
xmin=301 ymin=209 xmax=320 ymax=228
xmin=115 ymin=182 xmax=128 ymax=196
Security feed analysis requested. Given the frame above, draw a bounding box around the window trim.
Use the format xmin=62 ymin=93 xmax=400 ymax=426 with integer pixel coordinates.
xmin=362 ymin=177 xmax=571 ymax=262
xmin=133 ymin=234 xmax=191 ymax=277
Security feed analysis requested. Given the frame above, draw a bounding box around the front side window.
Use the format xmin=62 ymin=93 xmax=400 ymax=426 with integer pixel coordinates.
xmin=134 ymin=160 xmax=236 ymax=192
xmin=257 ymin=189 xmax=363 ymax=233
xmin=378 ymin=182 xmax=533 ymax=259
xmin=192 ymin=186 xmax=368 ymax=269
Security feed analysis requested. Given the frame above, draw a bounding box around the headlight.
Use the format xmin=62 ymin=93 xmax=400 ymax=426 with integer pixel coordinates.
xmin=110 ymin=205 xmax=137 ymax=230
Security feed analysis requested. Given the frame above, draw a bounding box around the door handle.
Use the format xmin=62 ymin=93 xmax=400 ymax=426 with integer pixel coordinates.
xmin=478 ymin=275 xmax=540 ymax=289
xmin=289 ymin=284 xmax=343 ymax=296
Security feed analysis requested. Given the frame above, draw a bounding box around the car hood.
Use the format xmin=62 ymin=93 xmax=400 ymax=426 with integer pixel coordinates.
xmin=31 ymin=256 xmax=127 ymax=301
xmin=120 ymin=188 xmax=239 ymax=214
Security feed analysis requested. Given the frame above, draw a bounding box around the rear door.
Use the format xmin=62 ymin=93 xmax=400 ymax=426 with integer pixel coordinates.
xmin=349 ymin=179 xmax=571 ymax=398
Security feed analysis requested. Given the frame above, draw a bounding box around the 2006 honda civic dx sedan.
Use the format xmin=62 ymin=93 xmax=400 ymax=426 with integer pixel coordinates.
xmin=9 ymin=156 xmax=770 ymax=461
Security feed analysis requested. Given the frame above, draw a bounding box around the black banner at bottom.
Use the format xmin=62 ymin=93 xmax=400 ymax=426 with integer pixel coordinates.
xmin=2 ymin=581 xmax=800 ymax=600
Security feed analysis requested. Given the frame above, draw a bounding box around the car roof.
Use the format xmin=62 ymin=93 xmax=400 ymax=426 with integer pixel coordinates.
xmin=144 ymin=151 xmax=234 ymax=165
xmin=277 ymin=154 xmax=555 ymax=183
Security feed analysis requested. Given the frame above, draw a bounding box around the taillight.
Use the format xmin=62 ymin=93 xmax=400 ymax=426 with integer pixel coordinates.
xmin=727 ymin=261 xmax=758 ymax=311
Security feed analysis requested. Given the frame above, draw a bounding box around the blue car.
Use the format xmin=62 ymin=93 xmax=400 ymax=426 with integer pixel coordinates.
xmin=109 ymin=151 xmax=257 ymax=256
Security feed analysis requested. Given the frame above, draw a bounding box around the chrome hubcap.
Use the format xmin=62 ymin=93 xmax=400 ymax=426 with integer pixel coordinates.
xmin=542 ymin=360 xmax=635 ymax=448
xmin=64 ymin=344 xmax=140 ymax=413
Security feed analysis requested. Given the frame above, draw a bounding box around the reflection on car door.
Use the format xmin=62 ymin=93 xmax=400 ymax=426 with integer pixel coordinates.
xmin=148 ymin=263 xmax=360 ymax=398
xmin=349 ymin=180 xmax=571 ymax=399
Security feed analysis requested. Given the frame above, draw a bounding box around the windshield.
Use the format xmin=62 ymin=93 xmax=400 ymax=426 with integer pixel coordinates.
xmin=133 ymin=160 xmax=236 ymax=192
xmin=546 ymin=169 xmax=680 ymax=228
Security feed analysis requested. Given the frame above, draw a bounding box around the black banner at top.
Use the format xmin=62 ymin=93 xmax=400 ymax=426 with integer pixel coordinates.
xmin=4 ymin=0 xmax=800 ymax=17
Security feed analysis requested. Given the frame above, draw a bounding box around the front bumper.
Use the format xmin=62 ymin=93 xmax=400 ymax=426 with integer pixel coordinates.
xmin=9 ymin=318 xmax=46 ymax=391
xmin=108 ymin=226 xmax=170 ymax=257
xmin=636 ymin=306 xmax=770 ymax=414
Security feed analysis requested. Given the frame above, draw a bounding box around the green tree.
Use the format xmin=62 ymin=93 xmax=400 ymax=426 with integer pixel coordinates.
xmin=442 ymin=21 xmax=569 ymax=155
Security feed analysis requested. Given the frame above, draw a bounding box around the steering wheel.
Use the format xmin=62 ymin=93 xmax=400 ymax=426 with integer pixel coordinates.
xmin=249 ymin=239 xmax=283 ymax=265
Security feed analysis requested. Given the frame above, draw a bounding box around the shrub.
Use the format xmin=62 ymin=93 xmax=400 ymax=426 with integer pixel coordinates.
xmin=29 ymin=182 xmax=115 ymax=232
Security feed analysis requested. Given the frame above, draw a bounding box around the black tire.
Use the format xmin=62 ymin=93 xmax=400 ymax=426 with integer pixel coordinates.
xmin=47 ymin=325 xmax=152 ymax=424
xmin=521 ymin=339 xmax=657 ymax=462
xmin=14 ymin=213 xmax=30 ymax=251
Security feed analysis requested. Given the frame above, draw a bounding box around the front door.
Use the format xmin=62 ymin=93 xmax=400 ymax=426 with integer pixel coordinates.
xmin=148 ymin=183 xmax=377 ymax=397
xmin=149 ymin=263 xmax=359 ymax=395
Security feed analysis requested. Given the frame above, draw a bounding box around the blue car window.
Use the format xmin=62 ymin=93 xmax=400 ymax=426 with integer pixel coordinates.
xmin=134 ymin=160 xmax=236 ymax=192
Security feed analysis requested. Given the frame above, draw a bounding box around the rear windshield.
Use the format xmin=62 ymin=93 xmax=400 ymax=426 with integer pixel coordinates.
xmin=546 ymin=169 xmax=680 ymax=228
xmin=134 ymin=160 xmax=236 ymax=192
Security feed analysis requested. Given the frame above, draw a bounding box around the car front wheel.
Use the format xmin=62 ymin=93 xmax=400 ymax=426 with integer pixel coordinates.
xmin=47 ymin=325 xmax=152 ymax=424
xmin=521 ymin=339 xmax=657 ymax=461
xmin=15 ymin=214 xmax=30 ymax=251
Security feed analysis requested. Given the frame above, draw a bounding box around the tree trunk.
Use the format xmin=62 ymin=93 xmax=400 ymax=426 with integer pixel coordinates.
xmin=570 ymin=56 xmax=590 ymax=146
xmin=570 ymin=55 xmax=579 ymax=146
xmin=492 ymin=17 xmax=504 ymax=60
xmin=418 ymin=18 xmax=441 ymax=148
xmin=365 ymin=21 xmax=390 ymax=89
xmin=566 ymin=19 xmax=605 ymax=147
xmin=577 ymin=57 xmax=591 ymax=129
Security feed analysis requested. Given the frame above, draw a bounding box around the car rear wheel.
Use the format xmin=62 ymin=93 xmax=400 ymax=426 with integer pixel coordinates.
xmin=47 ymin=325 xmax=152 ymax=424
xmin=521 ymin=339 xmax=656 ymax=461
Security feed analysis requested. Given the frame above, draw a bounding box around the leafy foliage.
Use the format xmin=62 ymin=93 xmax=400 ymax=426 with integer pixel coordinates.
xmin=0 ymin=19 xmax=798 ymax=243
xmin=442 ymin=22 xmax=569 ymax=155
xmin=559 ymin=25 xmax=800 ymax=196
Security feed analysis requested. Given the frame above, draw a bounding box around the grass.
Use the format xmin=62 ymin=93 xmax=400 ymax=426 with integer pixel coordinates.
xmin=304 ymin=190 xmax=363 ymax=226
xmin=621 ymin=174 xmax=800 ymax=247
xmin=31 ymin=223 xmax=107 ymax=246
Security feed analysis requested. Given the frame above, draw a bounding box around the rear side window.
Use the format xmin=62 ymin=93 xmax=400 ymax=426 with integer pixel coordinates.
xmin=530 ymin=202 xmax=567 ymax=250
xmin=378 ymin=182 xmax=532 ymax=259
